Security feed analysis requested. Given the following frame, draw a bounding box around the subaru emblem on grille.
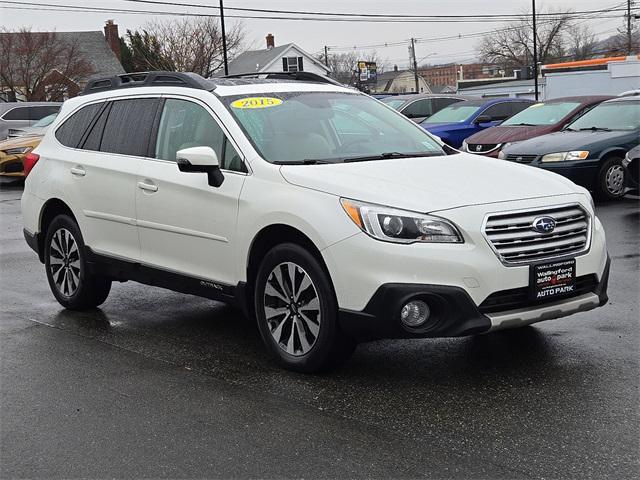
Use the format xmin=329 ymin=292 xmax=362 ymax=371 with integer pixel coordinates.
xmin=532 ymin=216 xmax=556 ymax=234
xmin=476 ymin=145 xmax=482 ymax=152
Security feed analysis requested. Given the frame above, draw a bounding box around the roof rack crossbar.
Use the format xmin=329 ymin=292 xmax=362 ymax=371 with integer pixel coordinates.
xmin=82 ymin=71 xmax=211 ymax=95
xmin=222 ymin=71 xmax=341 ymax=86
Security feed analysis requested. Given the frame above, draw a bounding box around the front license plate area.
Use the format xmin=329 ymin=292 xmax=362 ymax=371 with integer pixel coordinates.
xmin=530 ymin=259 xmax=576 ymax=301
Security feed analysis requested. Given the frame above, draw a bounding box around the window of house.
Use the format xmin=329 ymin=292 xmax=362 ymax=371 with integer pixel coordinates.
xmin=283 ymin=56 xmax=304 ymax=72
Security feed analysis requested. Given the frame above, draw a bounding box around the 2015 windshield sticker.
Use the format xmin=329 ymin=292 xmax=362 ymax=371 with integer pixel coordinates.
xmin=231 ymin=97 xmax=283 ymax=109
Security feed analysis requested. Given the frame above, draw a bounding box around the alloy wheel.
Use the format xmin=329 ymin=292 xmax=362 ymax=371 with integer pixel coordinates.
xmin=263 ymin=262 xmax=321 ymax=356
xmin=49 ymin=228 xmax=81 ymax=297
xmin=605 ymin=164 xmax=625 ymax=196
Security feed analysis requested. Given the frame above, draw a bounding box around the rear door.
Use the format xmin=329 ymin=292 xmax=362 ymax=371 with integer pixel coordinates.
xmin=135 ymin=96 xmax=247 ymax=285
xmin=58 ymin=96 xmax=160 ymax=261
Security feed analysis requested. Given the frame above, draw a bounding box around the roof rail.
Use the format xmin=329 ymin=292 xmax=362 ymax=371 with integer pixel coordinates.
xmin=223 ymin=71 xmax=343 ymax=86
xmin=82 ymin=71 xmax=212 ymax=95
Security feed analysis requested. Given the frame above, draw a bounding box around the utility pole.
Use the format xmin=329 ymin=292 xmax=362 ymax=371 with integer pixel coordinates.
xmin=324 ymin=46 xmax=329 ymax=67
xmin=410 ymin=38 xmax=419 ymax=93
xmin=220 ymin=0 xmax=229 ymax=76
xmin=627 ymin=0 xmax=633 ymax=55
xmin=532 ymin=0 xmax=539 ymax=101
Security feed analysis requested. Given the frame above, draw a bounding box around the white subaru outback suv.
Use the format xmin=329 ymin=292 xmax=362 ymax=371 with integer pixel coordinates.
xmin=22 ymin=71 xmax=609 ymax=372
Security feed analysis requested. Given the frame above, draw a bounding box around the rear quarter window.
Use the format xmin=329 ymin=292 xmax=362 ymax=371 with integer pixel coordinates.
xmin=55 ymin=103 xmax=103 ymax=148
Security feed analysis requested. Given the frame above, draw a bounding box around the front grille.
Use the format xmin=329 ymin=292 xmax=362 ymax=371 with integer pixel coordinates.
xmin=479 ymin=274 xmax=598 ymax=314
xmin=467 ymin=143 xmax=498 ymax=153
xmin=505 ymin=154 xmax=537 ymax=164
xmin=483 ymin=204 xmax=591 ymax=264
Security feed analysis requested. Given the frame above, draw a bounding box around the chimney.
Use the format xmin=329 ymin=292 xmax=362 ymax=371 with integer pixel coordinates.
xmin=266 ymin=33 xmax=275 ymax=50
xmin=104 ymin=20 xmax=121 ymax=61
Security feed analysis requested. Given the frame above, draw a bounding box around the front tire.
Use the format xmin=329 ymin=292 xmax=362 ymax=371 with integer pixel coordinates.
xmin=254 ymin=243 xmax=355 ymax=373
xmin=44 ymin=214 xmax=111 ymax=310
xmin=596 ymin=156 xmax=625 ymax=200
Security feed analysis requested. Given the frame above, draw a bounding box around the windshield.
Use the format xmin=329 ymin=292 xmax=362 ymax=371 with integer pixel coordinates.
xmin=568 ymin=101 xmax=639 ymax=131
xmin=32 ymin=113 xmax=58 ymax=127
xmin=381 ymin=98 xmax=407 ymax=110
xmin=422 ymin=102 xmax=482 ymax=124
xmin=502 ymin=101 xmax=581 ymax=126
xmin=223 ymin=91 xmax=445 ymax=163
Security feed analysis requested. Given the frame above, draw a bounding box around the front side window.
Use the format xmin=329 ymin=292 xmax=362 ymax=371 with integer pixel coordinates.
xmin=155 ymin=99 xmax=244 ymax=172
xmin=223 ymin=91 xmax=445 ymax=163
xmin=481 ymin=102 xmax=513 ymax=121
xmin=381 ymin=98 xmax=407 ymax=110
xmin=422 ymin=102 xmax=483 ymax=124
xmin=402 ymin=99 xmax=433 ymax=119
xmin=568 ymin=101 xmax=639 ymax=131
xmin=2 ymin=107 xmax=30 ymax=121
xmin=502 ymin=101 xmax=581 ymax=126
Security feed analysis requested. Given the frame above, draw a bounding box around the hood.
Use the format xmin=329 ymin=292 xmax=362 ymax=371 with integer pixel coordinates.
xmin=279 ymin=153 xmax=579 ymax=213
xmin=465 ymin=124 xmax=556 ymax=145
xmin=0 ymin=135 xmax=42 ymax=151
xmin=502 ymin=129 xmax=639 ymax=156
xmin=422 ymin=122 xmax=470 ymax=134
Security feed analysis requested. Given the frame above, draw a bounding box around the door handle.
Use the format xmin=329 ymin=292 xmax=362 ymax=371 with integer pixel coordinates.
xmin=70 ymin=166 xmax=86 ymax=177
xmin=137 ymin=181 xmax=158 ymax=192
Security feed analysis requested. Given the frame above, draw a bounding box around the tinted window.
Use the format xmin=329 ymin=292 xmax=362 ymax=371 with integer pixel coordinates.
xmin=510 ymin=102 xmax=533 ymax=116
xmin=402 ymin=99 xmax=432 ymax=118
xmin=381 ymin=98 xmax=407 ymax=110
xmin=100 ymin=98 xmax=159 ymax=156
xmin=155 ymin=99 xmax=225 ymax=163
xmin=81 ymin=103 xmax=111 ymax=151
xmin=55 ymin=103 xmax=102 ymax=148
xmin=434 ymin=98 xmax=460 ymax=111
xmin=29 ymin=105 xmax=60 ymax=121
xmin=2 ymin=107 xmax=30 ymax=120
xmin=481 ymin=102 xmax=512 ymax=121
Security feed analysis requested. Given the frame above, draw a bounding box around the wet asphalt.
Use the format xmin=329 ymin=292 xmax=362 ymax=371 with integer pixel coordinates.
xmin=0 ymin=180 xmax=638 ymax=479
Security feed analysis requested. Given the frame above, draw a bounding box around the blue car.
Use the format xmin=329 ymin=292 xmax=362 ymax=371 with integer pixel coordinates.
xmin=420 ymin=98 xmax=534 ymax=148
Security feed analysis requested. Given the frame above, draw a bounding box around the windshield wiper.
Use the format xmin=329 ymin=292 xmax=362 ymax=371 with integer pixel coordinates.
xmin=578 ymin=126 xmax=612 ymax=132
xmin=511 ymin=122 xmax=538 ymax=126
xmin=342 ymin=151 xmax=439 ymax=163
xmin=272 ymin=159 xmax=332 ymax=165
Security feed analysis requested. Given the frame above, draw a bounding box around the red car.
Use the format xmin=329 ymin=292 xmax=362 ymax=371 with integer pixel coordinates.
xmin=462 ymin=95 xmax=613 ymax=158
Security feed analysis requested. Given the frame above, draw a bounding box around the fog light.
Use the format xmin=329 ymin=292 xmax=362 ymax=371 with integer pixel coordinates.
xmin=400 ymin=300 xmax=430 ymax=328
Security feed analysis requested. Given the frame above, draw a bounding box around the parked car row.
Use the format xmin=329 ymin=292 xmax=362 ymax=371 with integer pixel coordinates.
xmin=0 ymin=102 xmax=60 ymax=140
xmin=383 ymin=92 xmax=639 ymax=199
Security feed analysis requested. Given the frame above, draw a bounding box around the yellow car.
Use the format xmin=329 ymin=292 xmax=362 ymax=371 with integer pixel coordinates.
xmin=0 ymin=135 xmax=42 ymax=178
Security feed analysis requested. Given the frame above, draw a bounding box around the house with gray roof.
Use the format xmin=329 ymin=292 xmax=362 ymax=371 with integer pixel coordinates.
xmin=227 ymin=34 xmax=331 ymax=76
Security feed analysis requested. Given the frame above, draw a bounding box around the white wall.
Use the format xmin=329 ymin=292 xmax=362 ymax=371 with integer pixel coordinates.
xmin=267 ymin=46 xmax=329 ymax=76
xmin=544 ymin=58 xmax=640 ymax=99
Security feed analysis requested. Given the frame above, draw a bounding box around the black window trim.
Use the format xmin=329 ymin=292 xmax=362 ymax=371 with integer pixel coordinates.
xmin=53 ymin=99 xmax=111 ymax=151
xmin=154 ymin=93 xmax=250 ymax=175
xmin=78 ymin=101 xmax=112 ymax=150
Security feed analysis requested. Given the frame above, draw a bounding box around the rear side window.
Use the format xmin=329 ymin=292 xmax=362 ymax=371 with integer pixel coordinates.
xmin=2 ymin=107 xmax=30 ymax=120
xmin=55 ymin=103 xmax=103 ymax=148
xmin=402 ymin=99 xmax=432 ymax=118
xmin=100 ymin=98 xmax=159 ymax=156
xmin=481 ymin=102 xmax=512 ymax=121
xmin=29 ymin=105 xmax=60 ymax=121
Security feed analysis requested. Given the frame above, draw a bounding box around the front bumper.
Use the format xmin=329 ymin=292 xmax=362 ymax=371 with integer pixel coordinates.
xmin=339 ymin=257 xmax=609 ymax=341
xmin=507 ymin=157 xmax=600 ymax=190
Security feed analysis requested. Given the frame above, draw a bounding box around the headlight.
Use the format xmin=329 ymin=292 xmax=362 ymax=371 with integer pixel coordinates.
xmin=541 ymin=151 xmax=589 ymax=163
xmin=340 ymin=198 xmax=463 ymax=244
xmin=3 ymin=146 xmax=32 ymax=155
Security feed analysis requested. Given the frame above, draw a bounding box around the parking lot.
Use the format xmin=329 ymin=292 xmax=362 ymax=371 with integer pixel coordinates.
xmin=0 ymin=178 xmax=637 ymax=479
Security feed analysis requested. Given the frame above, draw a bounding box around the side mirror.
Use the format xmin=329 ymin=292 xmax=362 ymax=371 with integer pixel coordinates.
xmin=474 ymin=115 xmax=492 ymax=124
xmin=176 ymin=146 xmax=224 ymax=187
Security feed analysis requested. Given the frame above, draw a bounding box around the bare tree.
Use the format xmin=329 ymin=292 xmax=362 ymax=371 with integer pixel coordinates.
xmin=606 ymin=21 xmax=640 ymax=55
xmin=139 ymin=18 xmax=246 ymax=77
xmin=0 ymin=27 xmax=93 ymax=101
xmin=478 ymin=10 xmax=572 ymax=70
xmin=566 ymin=24 xmax=599 ymax=60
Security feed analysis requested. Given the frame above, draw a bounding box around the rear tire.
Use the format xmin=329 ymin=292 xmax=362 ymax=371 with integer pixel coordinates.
xmin=44 ymin=214 xmax=111 ymax=310
xmin=596 ymin=156 xmax=625 ymax=200
xmin=254 ymin=243 xmax=355 ymax=373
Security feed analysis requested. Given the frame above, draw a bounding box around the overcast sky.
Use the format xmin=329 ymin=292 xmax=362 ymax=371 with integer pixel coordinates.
xmin=0 ymin=0 xmax=628 ymax=68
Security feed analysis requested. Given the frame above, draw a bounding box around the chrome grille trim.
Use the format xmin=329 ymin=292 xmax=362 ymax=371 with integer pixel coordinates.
xmin=482 ymin=203 xmax=592 ymax=265
xmin=505 ymin=154 xmax=538 ymax=164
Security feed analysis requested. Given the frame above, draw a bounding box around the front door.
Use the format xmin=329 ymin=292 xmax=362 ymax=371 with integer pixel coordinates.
xmin=136 ymin=97 xmax=247 ymax=286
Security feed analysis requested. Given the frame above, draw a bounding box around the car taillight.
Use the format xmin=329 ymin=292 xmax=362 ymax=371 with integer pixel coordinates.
xmin=23 ymin=152 xmax=40 ymax=177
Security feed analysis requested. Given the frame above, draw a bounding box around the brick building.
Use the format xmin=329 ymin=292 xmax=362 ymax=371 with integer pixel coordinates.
xmin=418 ymin=63 xmax=503 ymax=89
